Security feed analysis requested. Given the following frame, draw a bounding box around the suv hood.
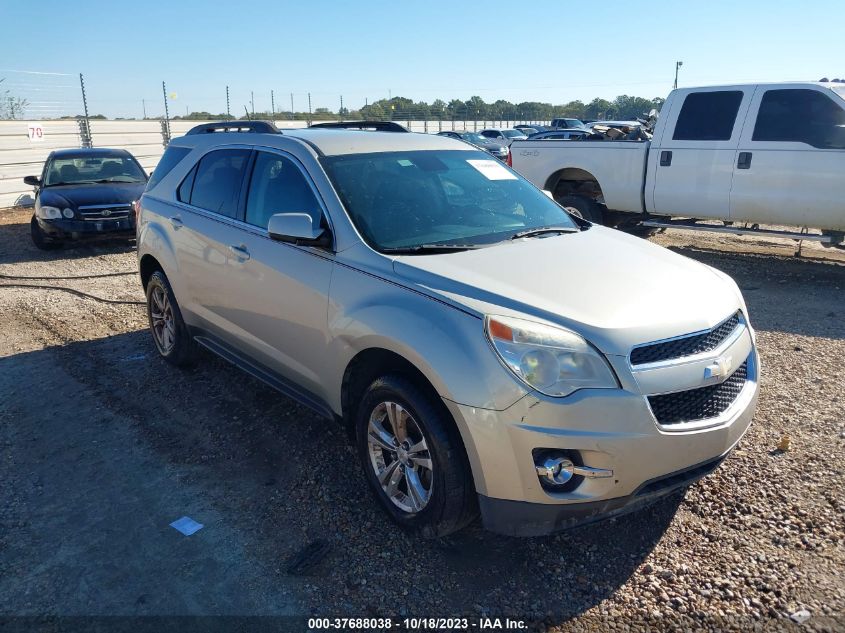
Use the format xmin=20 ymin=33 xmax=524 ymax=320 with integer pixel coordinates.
xmin=392 ymin=226 xmax=742 ymax=356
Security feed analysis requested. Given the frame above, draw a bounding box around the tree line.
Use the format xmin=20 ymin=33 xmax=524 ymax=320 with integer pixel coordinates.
xmin=166 ymin=94 xmax=666 ymax=123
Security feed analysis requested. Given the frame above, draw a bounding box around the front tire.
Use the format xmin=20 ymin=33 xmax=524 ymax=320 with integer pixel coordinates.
xmin=145 ymin=270 xmax=197 ymax=367
xmin=30 ymin=216 xmax=62 ymax=250
xmin=355 ymin=375 xmax=477 ymax=537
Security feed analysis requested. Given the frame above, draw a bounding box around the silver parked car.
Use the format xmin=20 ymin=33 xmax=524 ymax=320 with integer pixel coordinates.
xmin=479 ymin=128 xmax=528 ymax=146
xmin=137 ymin=121 xmax=759 ymax=537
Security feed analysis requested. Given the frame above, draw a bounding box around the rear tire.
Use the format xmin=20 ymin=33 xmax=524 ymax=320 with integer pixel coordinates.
xmin=556 ymin=195 xmax=604 ymax=224
xmin=355 ymin=374 xmax=477 ymax=538
xmin=30 ymin=217 xmax=62 ymax=250
xmin=145 ymin=270 xmax=197 ymax=367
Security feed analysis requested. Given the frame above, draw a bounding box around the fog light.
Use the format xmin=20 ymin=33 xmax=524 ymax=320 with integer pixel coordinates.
xmin=536 ymin=456 xmax=576 ymax=486
xmin=533 ymin=449 xmax=614 ymax=491
xmin=62 ymin=208 xmax=74 ymax=218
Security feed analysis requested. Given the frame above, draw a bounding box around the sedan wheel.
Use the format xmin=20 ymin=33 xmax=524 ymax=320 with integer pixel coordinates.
xmin=367 ymin=401 xmax=433 ymax=514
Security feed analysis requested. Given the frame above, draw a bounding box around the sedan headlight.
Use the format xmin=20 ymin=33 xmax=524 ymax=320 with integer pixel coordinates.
xmin=36 ymin=205 xmax=62 ymax=219
xmin=485 ymin=315 xmax=618 ymax=397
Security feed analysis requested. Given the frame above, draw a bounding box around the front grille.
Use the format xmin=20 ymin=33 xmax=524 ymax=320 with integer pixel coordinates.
xmin=631 ymin=312 xmax=741 ymax=365
xmin=648 ymin=358 xmax=748 ymax=425
xmin=78 ymin=203 xmax=131 ymax=221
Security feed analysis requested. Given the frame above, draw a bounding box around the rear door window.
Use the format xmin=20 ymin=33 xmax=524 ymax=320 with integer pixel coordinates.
xmin=672 ymin=91 xmax=744 ymax=141
xmin=187 ymin=149 xmax=251 ymax=218
xmin=752 ymin=88 xmax=845 ymax=149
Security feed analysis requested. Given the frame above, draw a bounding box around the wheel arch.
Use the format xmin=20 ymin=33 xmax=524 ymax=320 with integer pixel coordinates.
xmin=544 ymin=167 xmax=605 ymax=202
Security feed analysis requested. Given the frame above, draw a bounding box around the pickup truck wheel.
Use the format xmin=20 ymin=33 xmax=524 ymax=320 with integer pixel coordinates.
xmin=145 ymin=270 xmax=197 ymax=367
xmin=556 ymin=195 xmax=604 ymax=224
xmin=30 ymin=217 xmax=62 ymax=250
xmin=356 ymin=374 xmax=477 ymax=537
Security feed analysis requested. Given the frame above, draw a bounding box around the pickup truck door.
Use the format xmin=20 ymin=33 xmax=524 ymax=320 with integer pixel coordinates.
xmin=729 ymin=85 xmax=845 ymax=231
xmin=649 ymin=88 xmax=753 ymax=220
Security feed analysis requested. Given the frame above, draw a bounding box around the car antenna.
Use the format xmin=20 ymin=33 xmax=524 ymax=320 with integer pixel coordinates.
xmin=243 ymin=106 xmax=251 ymax=121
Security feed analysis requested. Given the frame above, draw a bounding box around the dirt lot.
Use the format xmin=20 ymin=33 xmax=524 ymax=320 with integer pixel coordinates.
xmin=1 ymin=205 xmax=843 ymax=631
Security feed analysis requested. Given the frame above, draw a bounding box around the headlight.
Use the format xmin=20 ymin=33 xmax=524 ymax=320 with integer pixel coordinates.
xmin=37 ymin=205 xmax=62 ymax=219
xmin=62 ymin=208 xmax=74 ymax=218
xmin=485 ymin=315 xmax=618 ymax=397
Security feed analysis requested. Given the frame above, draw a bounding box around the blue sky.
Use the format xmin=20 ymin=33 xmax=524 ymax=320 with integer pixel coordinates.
xmin=2 ymin=0 xmax=843 ymax=118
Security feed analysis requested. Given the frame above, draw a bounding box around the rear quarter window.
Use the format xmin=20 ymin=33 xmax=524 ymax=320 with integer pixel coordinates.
xmin=146 ymin=146 xmax=191 ymax=191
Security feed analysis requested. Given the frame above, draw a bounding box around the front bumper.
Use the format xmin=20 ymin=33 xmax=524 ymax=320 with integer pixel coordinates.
xmin=445 ymin=345 xmax=759 ymax=536
xmin=36 ymin=216 xmax=135 ymax=241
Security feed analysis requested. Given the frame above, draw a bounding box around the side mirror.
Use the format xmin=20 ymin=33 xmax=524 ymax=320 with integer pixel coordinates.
xmin=24 ymin=175 xmax=41 ymax=187
xmin=267 ymin=212 xmax=331 ymax=247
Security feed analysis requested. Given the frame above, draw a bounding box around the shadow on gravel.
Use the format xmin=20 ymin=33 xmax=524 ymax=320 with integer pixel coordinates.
xmin=0 ymin=218 xmax=135 ymax=267
xmin=666 ymin=245 xmax=845 ymax=340
xmin=1 ymin=327 xmax=682 ymax=621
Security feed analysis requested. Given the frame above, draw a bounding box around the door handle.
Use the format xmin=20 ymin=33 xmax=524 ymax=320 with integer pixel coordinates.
xmin=659 ymin=150 xmax=672 ymax=167
xmin=169 ymin=216 xmax=184 ymax=230
xmin=737 ymin=152 xmax=753 ymax=170
xmin=228 ymin=244 xmax=250 ymax=261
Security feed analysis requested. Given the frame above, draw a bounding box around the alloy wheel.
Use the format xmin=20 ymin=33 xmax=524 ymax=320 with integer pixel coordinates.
xmin=366 ymin=401 xmax=434 ymax=514
xmin=150 ymin=285 xmax=176 ymax=354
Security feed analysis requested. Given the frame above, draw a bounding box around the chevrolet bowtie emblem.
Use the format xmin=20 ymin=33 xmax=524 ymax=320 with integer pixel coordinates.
xmin=704 ymin=355 xmax=733 ymax=380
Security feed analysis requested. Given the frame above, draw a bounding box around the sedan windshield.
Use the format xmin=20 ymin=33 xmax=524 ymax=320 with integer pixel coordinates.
xmin=501 ymin=130 xmax=527 ymax=139
xmin=321 ymin=150 xmax=578 ymax=252
xmin=44 ymin=155 xmax=146 ymax=186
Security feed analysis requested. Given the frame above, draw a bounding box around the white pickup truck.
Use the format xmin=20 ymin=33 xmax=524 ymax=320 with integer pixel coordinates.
xmin=510 ymin=82 xmax=845 ymax=246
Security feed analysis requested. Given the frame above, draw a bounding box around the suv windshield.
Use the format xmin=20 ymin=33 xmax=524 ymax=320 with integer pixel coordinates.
xmin=45 ymin=155 xmax=146 ymax=186
xmin=321 ymin=150 xmax=578 ymax=252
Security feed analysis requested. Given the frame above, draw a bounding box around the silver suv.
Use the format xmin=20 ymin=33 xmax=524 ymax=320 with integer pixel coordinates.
xmin=137 ymin=121 xmax=759 ymax=537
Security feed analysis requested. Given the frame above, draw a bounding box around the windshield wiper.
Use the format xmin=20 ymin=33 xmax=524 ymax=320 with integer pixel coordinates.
xmin=510 ymin=226 xmax=578 ymax=240
xmin=381 ymin=243 xmax=487 ymax=254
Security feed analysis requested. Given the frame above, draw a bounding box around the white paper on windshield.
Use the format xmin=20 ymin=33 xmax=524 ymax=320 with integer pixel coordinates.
xmin=466 ymin=159 xmax=517 ymax=180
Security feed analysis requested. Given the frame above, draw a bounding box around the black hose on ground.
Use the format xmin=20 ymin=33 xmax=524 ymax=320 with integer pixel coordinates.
xmin=0 ymin=283 xmax=145 ymax=306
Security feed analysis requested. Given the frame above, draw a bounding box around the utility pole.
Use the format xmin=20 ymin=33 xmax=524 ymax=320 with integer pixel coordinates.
xmin=250 ymin=91 xmax=255 ymax=117
xmin=142 ymin=99 xmax=146 ymax=120
xmin=339 ymin=95 xmax=343 ymax=120
xmin=226 ymin=85 xmax=231 ymax=120
xmin=674 ymin=61 xmax=684 ymax=90
xmin=307 ymin=92 xmax=312 ymax=125
xmin=271 ymin=90 xmax=276 ymax=121
xmin=290 ymin=92 xmax=294 ymax=120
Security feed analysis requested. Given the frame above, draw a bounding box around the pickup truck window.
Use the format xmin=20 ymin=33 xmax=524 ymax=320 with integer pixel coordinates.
xmin=673 ymin=91 xmax=743 ymax=141
xmin=752 ymin=89 xmax=845 ymax=150
xmin=322 ymin=150 xmax=578 ymax=251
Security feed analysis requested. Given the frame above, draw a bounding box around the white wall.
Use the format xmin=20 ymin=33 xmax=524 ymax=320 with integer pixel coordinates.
xmin=0 ymin=118 xmax=549 ymax=208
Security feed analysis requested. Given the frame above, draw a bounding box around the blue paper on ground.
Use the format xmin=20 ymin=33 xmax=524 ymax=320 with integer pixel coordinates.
xmin=170 ymin=516 xmax=204 ymax=536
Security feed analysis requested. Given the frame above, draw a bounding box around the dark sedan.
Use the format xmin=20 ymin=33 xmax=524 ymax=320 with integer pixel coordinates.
xmin=436 ymin=130 xmax=509 ymax=161
xmin=25 ymin=148 xmax=147 ymax=249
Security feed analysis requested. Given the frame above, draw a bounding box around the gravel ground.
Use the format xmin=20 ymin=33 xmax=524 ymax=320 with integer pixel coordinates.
xmin=0 ymin=206 xmax=843 ymax=631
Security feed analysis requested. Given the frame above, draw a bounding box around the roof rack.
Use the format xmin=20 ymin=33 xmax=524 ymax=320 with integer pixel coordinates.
xmin=308 ymin=120 xmax=409 ymax=133
xmin=185 ymin=120 xmax=280 ymax=135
